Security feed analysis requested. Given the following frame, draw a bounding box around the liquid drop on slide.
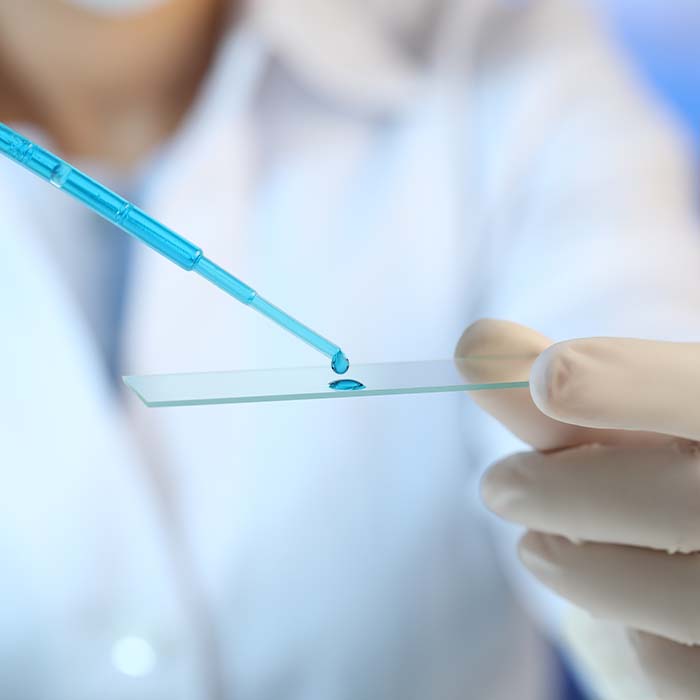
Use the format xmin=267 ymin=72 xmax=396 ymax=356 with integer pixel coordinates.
xmin=329 ymin=379 xmax=365 ymax=391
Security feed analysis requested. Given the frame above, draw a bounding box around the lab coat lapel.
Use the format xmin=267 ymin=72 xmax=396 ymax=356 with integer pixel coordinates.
xmin=123 ymin=27 xmax=266 ymax=375
xmin=0 ymin=164 xmax=202 ymax=698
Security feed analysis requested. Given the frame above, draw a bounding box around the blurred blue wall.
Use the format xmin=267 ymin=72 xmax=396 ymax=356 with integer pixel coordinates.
xmin=589 ymin=0 xmax=700 ymax=149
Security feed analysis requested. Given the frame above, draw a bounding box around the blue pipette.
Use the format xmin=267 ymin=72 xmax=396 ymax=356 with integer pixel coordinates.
xmin=0 ymin=123 xmax=350 ymax=374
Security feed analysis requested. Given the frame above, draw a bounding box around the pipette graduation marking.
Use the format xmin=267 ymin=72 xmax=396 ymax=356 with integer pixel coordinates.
xmin=0 ymin=123 xmax=349 ymax=374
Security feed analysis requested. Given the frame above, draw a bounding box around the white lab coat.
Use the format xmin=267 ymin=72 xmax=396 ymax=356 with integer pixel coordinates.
xmin=3 ymin=1 xmax=700 ymax=698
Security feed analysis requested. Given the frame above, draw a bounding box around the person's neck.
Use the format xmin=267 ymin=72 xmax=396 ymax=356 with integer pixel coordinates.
xmin=0 ymin=0 xmax=227 ymax=169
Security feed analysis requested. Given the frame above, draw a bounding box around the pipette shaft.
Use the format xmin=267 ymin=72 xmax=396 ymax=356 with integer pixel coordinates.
xmin=0 ymin=123 xmax=349 ymax=373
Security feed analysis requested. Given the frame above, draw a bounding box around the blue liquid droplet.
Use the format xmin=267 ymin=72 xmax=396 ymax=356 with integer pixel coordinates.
xmin=329 ymin=379 xmax=365 ymax=391
xmin=331 ymin=350 xmax=349 ymax=375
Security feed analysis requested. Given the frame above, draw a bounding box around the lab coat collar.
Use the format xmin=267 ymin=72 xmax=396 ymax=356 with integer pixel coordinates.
xmin=246 ymin=0 xmax=492 ymax=115
xmin=141 ymin=0 xmax=493 ymax=206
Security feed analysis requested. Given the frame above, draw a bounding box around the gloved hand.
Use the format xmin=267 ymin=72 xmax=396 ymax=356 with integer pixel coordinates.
xmin=457 ymin=319 xmax=700 ymax=700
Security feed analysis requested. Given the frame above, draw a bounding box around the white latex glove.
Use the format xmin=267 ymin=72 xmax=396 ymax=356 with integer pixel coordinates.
xmin=457 ymin=319 xmax=700 ymax=700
